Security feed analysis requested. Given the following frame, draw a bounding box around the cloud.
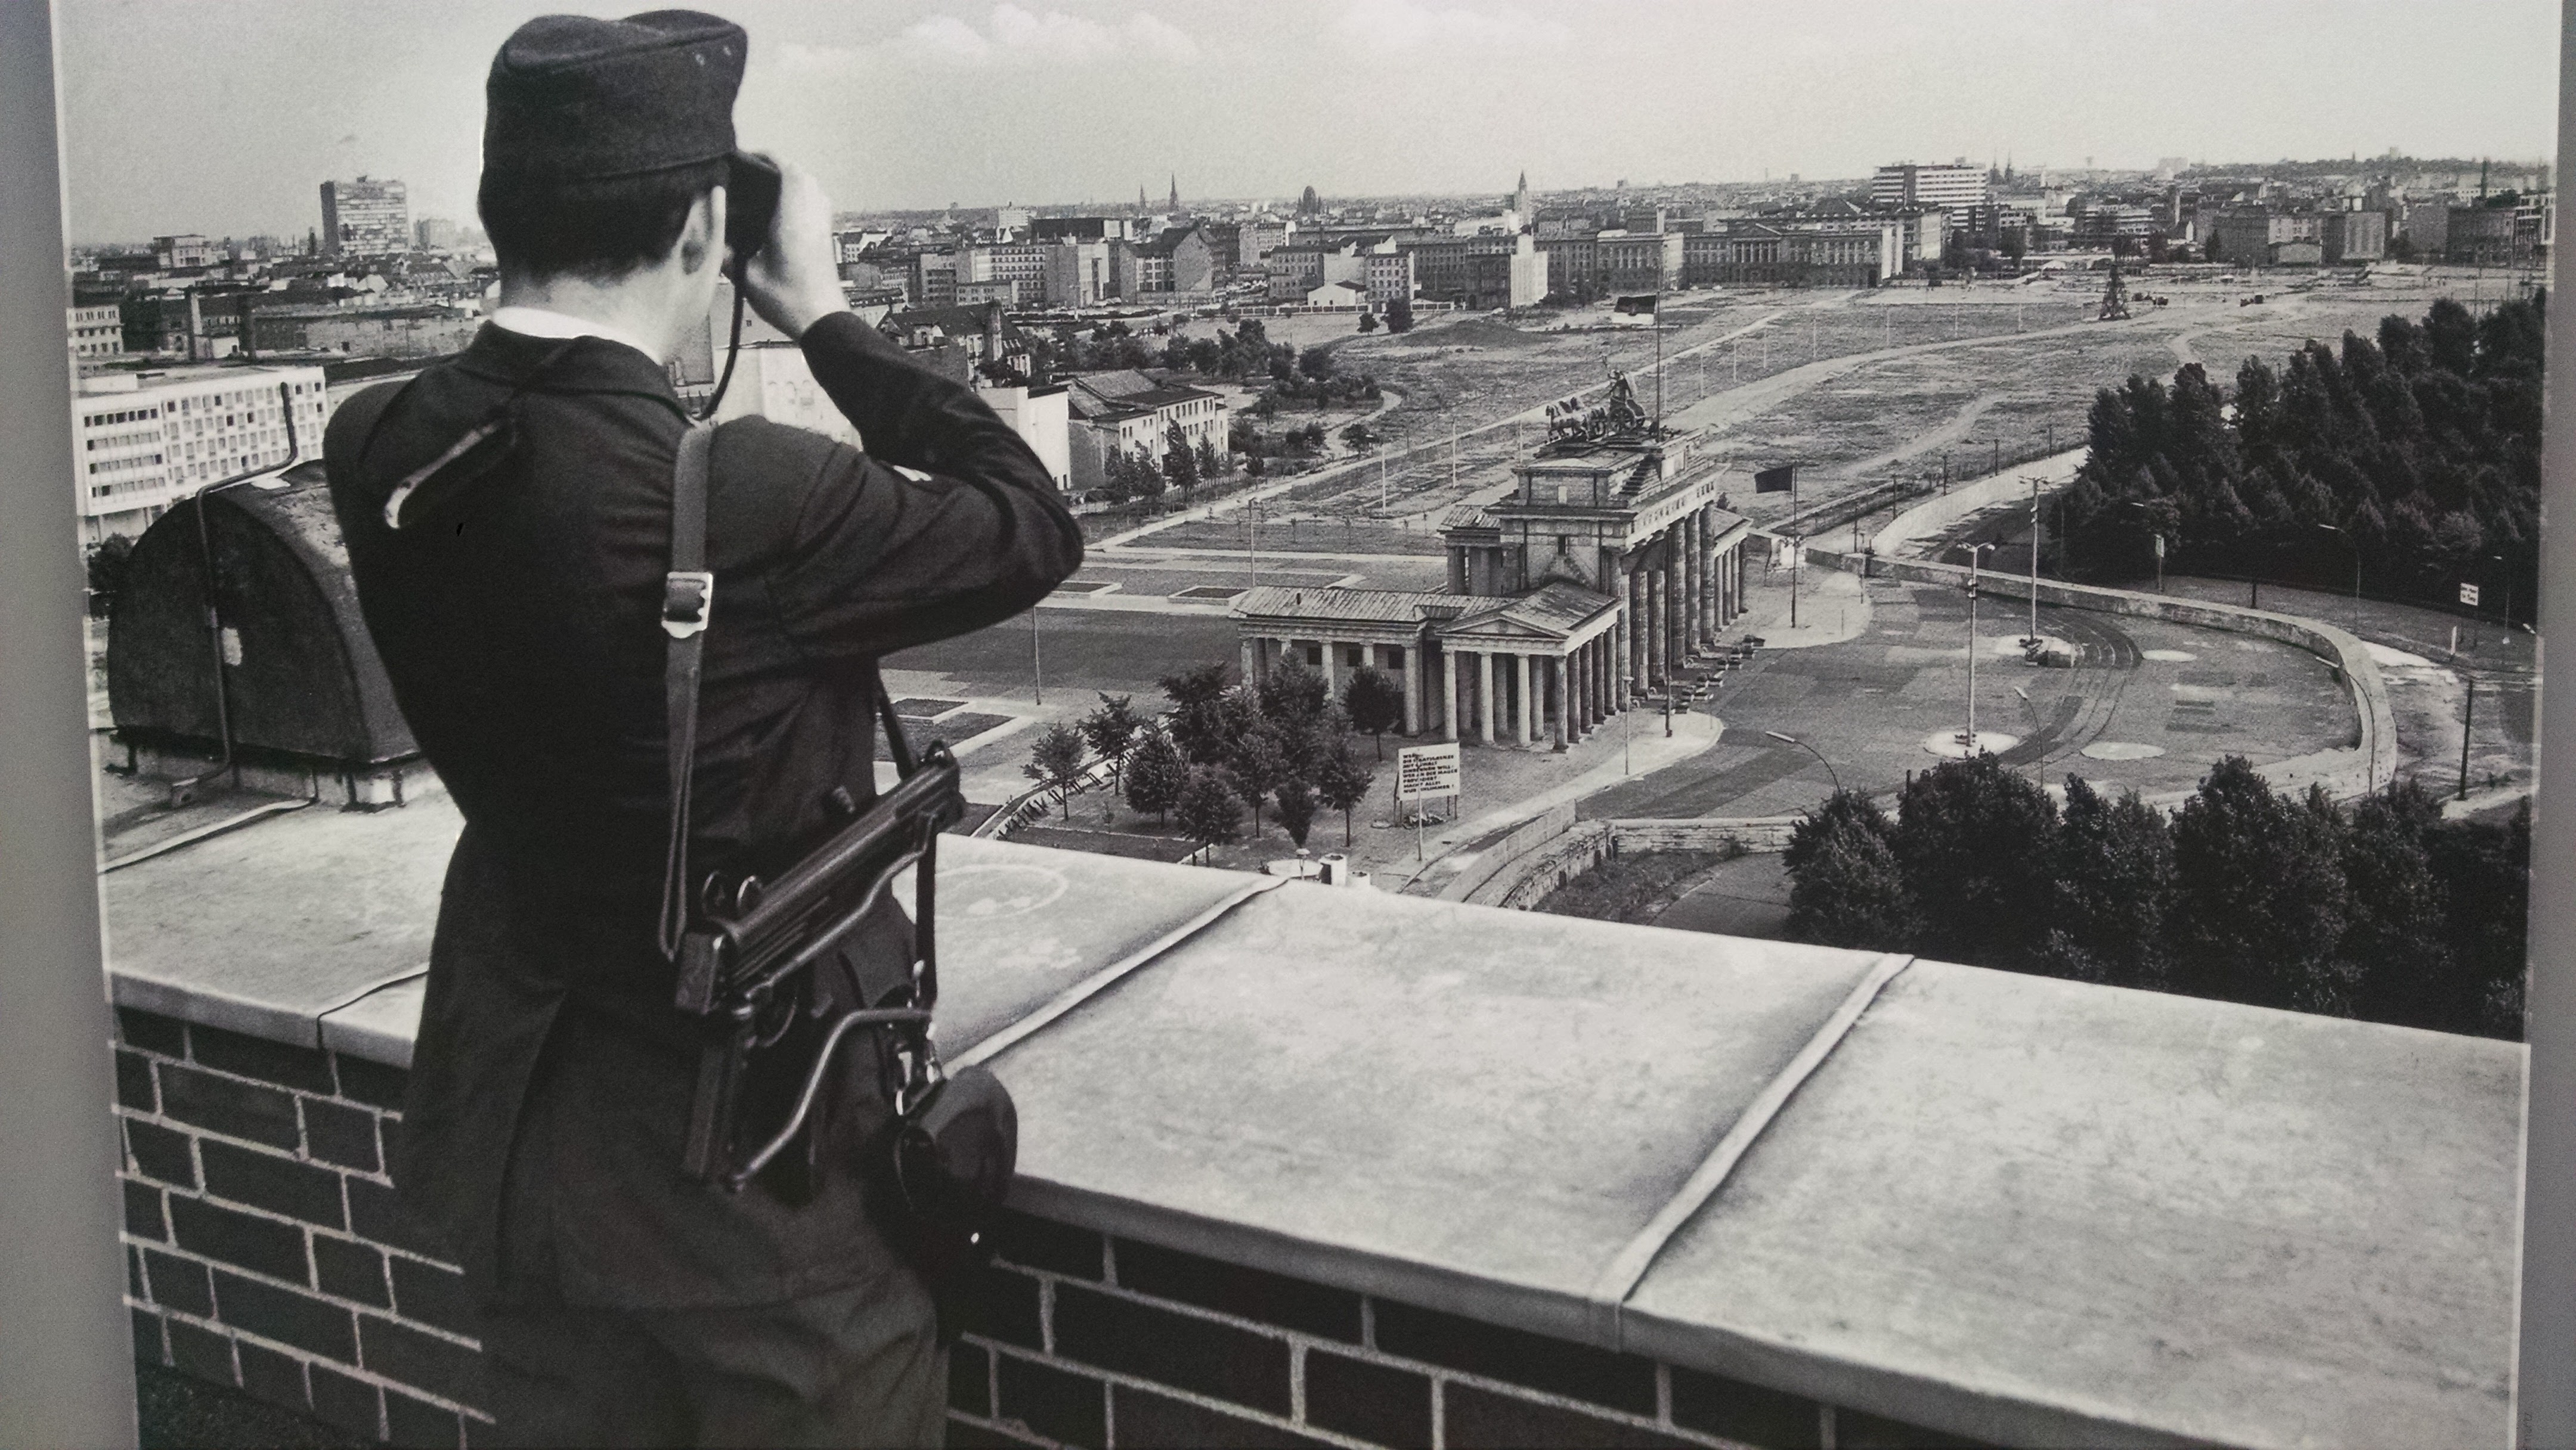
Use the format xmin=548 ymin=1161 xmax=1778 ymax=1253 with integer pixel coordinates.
xmin=1337 ymin=0 xmax=1571 ymax=52
xmin=775 ymin=5 xmax=1199 ymax=74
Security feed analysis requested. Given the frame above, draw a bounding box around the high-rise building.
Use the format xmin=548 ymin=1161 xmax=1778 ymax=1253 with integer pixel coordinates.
xmin=1871 ymin=163 xmax=1990 ymax=212
xmin=320 ymin=176 xmax=411 ymax=257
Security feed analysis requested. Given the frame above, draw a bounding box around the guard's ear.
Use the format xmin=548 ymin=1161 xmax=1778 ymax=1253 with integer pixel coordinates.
xmin=679 ymin=186 xmax=725 ymax=275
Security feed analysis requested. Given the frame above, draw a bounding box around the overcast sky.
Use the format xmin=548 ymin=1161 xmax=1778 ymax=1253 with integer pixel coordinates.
xmin=55 ymin=0 xmax=2562 ymax=242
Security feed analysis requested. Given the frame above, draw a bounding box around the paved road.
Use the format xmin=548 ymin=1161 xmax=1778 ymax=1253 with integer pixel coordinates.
xmin=1581 ymin=566 xmax=2355 ymax=823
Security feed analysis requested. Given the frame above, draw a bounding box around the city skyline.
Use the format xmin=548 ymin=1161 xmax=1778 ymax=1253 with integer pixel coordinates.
xmin=56 ymin=0 xmax=2560 ymax=243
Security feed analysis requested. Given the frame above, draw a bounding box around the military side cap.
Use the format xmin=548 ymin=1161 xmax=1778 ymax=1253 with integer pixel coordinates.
xmin=484 ymin=10 xmax=745 ymax=182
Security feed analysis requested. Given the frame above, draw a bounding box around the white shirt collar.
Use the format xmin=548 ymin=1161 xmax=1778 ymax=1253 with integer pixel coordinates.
xmin=488 ymin=305 xmax=662 ymax=364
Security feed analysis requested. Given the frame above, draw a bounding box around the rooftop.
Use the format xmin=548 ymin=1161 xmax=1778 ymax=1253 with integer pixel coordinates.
xmin=1233 ymin=586 xmax=1469 ymax=625
xmin=94 ymin=785 xmax=2525 ymax=1450
xmin=1445 ymin=580 xmax=1620 ymax=638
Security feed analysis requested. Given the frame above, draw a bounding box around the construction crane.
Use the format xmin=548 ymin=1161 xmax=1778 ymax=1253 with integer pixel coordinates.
xmin=2099 ymin=258 xmax=2132 ymax=322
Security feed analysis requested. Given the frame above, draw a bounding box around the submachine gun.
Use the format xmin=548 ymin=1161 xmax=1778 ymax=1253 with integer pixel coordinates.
xmin=671 ymin=690 xmax=967 ymax=1192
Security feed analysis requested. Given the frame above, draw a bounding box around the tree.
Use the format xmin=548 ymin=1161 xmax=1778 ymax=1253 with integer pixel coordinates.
xmin=1124 ymin=727 xmax=1187 ymax=827
xmin=1225 ymin=718 xmax=1290 ymax=835
xmin=1274 ymin=779 xmax=1317 ymax=848
xmin=1176 ymin=767 xmax=1243 ymax=862
xmin=1163 ymin=423 xmax=1200 ymax=495
xmin=1021 ymin=721 xmax=1088 ymax=823
xmin=1195 ymin=436 xmax=1221 ymax=480
xmin=1891 ymin=754 xmax=2060 ymax=969
xmin=2037 ymin=776 xmax=2176 ymax=989
xmin=1357 ymin=312 xmax=1378 ymax=334
xmin=2169 ymin=758 xmax=2353 ymax=1014
xmin=1159 ymin=663 xmax=1235 ymax=765
xmin=1299 ymin=344 xmax=1335 ymax=380
xmin=1341 ymin=667 xmax=1405 ymax=757
xmin=1079 ymin=693 xmax=1143 ymax=797
xmin=1783 ymin=790 xmax=1916 ymax=950
xmin=1258 ymin=659 xmax=1330 ymax=734
xmin=1130 ymin=445 xmax=1166 ymax=500
xmin=2341 ymin=777 xmax=2453 ymax=1030
xmin=1313 ymin=736 xmax=1374 ymax=846
xmin=86 ymin=534 xmax=134 ymax=619
xmin=2425 ymin=797 xmax=2531 ymax=1039
xmin=1385 ymin=295 xmax=1414 ymax=334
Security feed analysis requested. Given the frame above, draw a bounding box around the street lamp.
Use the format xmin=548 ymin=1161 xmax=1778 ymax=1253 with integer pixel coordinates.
xmin=1964 ymin=542 xmax=1998 ymax=755
xmin=2022 ymin=476 xmax=2044 ymax=646
xmin=1764 ymin=730 xmax=1842 ymax=794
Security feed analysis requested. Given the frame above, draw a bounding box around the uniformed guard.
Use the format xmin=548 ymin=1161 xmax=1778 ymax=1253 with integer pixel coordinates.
xmin=321 ymin=11 xmax=1082 ymax=1445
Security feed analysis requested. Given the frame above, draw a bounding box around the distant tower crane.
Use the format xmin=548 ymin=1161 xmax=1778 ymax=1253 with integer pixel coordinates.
xmin=2099 ymin=258 xmax=2132 ymax=322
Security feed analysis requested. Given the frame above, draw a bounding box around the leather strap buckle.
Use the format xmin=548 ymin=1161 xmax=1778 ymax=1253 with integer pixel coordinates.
xmin=664 ymin=571 xmax=715 ymax=639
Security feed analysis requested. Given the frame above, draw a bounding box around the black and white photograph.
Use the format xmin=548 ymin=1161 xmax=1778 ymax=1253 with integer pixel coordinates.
xmin=38 ymin=2 xmax=2563 ymax=1445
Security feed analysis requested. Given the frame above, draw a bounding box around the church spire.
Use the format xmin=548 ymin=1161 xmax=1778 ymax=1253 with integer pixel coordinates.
xmin=1169 ymin=173 xmax=1179 ymax=211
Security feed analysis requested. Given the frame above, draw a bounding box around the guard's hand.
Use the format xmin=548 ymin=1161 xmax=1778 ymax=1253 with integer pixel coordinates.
xmin=739 ymin=159 xmax=847 ymax=341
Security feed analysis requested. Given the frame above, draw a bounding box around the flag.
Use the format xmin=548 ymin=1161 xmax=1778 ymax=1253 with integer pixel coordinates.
xmin=1614 ymin=294 xmax=1659 ymax=315
xmin=1754 ymin=464 xmax=1795 ymax=494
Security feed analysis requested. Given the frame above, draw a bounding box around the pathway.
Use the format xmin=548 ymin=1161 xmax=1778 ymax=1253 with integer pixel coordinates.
xmin=1869 ymin=447 xmax=2086 ymax=558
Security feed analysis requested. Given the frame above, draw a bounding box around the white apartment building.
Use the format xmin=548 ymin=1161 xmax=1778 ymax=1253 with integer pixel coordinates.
xmin=1364 ymin=249 xmax=1416 ymax=306
xmin=1872 ymin=163 xmax=1990 ymax=212
xmin=74 ymin=365 xmax=330 ymax=543
xmin=963 ymin=241 xmax=1049 ymax=303
xmin=69 ymin=305 xmax=123 ymax=361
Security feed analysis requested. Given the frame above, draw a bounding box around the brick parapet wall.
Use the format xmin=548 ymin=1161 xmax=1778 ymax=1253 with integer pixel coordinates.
xmin=953 ymin=1217 xmax=1984 ymax=1449
xmin=111 ymin=1005 xmax=482 ymax=1449
xmin=111 ymin=999 xmax=1986 ymax=1449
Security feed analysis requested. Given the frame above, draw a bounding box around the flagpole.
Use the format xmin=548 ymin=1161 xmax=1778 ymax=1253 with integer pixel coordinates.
xmin=1653 ymin=296 xmax=1663 ymax=434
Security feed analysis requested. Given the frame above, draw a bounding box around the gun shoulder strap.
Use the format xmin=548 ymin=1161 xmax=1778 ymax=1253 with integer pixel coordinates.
xmin=656 ymin=422 xmax=928 ymax=967
xmin=658 ymin=424 xmax=717 ymax=961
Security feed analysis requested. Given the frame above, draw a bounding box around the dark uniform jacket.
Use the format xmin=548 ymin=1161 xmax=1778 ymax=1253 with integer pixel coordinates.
xmin=324 ymin=312 xmax=1081 ymax=1308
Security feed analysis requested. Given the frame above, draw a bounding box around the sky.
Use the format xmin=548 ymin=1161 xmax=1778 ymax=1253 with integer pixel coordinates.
xmin=54 ymin=0 xmax=2563 ymax=243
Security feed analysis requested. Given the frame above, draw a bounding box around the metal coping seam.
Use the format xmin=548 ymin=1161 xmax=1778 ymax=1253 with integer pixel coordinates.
xmin=948 ymin=875 xmax=1289 ymax=1071
xmin=1584 ymin=952 xmax=1915 ymax=1351
xmin=98 ymin=798 xmax=312 ymax=874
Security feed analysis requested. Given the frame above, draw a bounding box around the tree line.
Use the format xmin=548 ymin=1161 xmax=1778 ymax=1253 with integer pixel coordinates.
xmin=2060 ymin=293 xmax=2544 ymax=616
xmin=1022 ymin=660 xmax=1410 ymax=861
xmin=1782 ymin=754 xmax=2526 ymax=1040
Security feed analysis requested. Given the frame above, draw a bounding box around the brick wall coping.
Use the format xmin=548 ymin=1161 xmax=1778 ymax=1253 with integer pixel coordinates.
xmin=101 ymin=813 xmax=2521 ymax=1448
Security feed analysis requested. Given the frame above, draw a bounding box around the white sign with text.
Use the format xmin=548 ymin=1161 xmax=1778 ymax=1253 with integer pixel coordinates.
xmin=1395 ymin=742 xmax=1462 ymax=801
